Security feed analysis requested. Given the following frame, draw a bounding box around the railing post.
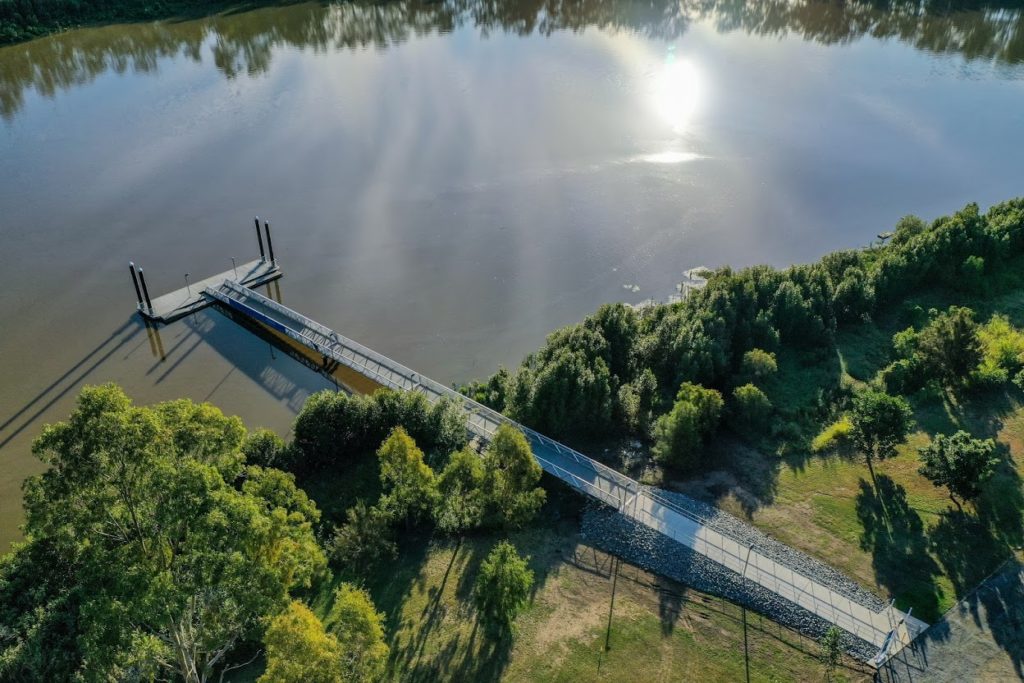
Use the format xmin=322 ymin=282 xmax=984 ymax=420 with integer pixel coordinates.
xmin=128 ymin=262 xmax=142 ymax=307
xmin=255 ymin=216 xmax=265 ymax=261
xmin=138 ymin=268 xmax=154 ymax=314
xmin=264 ymin=221 xmax=276 ymax=265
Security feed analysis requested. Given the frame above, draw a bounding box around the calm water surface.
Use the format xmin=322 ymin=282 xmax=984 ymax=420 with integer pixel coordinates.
xmin=1 ymin=0 xmax=1023 ymax=548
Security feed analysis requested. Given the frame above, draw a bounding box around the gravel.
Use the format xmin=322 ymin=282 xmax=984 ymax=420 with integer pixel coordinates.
xmin=644 ymin=487 xmax=888 ymax=612
xmin=581 ymin=499 xmax=882 ymax=661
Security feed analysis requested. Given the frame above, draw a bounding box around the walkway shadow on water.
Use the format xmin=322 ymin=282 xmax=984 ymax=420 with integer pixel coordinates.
xmin=178 ymin=304 xmax=335 ymax=413
xmin=0 ymin=319 xmax=141 ymax=451
xmin=0 ymin=305 xmax=336 ymax=458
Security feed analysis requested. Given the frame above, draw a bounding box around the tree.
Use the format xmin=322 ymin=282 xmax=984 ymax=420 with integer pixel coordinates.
xmin=960 ymin=255 xmax=986 ymax=293
xmin=918 ymin=431 xmax=998 ymax=510
xmin=891 ymin=214 xmax=927 ymax=245
xmin=849 ymin=390 xmax=913 ymax=480
xmin=330 ymin=500 xmax=397 ymax=570
xmin=833 ymin=266 xmax=873 ymax=323
xmin=916 ymin=306 xmax=982 ymax=389
xmin=819 ymin=625 xmax=843 ymax=682
xmin=474 ymin=541 xmax=534 ymax=628
xmin=616 ymin=368 xmax=657 ymax=433
xmin=326 ymin=584 xmax=389 ymax=682
xmin=507 ymin=339 xmax=615 ymax=438
xmin=652 ymin=382 xmax=724 ymax=472
xmin=730 ymin=383 xmax=772 ymax=431
xmin=482 ymin=425 xmax=546 ymax=529
xmin=740 ymin=348 xmax=777 ymax=383
xmin=434 ymin=447 xmax=487 ymax=534
xmin=377 ymin=427 xmax=438 ymax=525
xmin=259 ymin=602 xmax=345 ymax=683
xmin=21 ymin=384 xmax=326 ymax=682
xmin=290 ymin=390 xmax=467 ymax=475
xmin=0 ymin=538 xmax=82 ymax=681
xmin=243 ymin=427 xmax=286 ymax=467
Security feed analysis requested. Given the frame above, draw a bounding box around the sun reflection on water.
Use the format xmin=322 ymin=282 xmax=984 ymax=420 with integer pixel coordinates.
xmin=635 ymin=151 xmax=703 ymax=164
xmin=651 ymin=48 xmax=701 ymax=134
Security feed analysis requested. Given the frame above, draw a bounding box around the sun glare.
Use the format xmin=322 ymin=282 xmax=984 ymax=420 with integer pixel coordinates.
xmin=651 ymin=51 xmax=701 ymax=133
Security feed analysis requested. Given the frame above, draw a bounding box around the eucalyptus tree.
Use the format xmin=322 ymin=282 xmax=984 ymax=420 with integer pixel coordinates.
xmin=11 ymin=384 xmax=325 ymax=682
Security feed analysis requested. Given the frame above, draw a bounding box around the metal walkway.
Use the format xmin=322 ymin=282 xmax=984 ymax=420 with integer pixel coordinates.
xmin=204 ymin=279 xmax=928 ymax=661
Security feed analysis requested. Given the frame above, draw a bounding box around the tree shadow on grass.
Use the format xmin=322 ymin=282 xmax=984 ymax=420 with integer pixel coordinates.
xmin=929 ymin=510 xmax=1003 ymax=600
xmin=856 ymin=475 xmax=944 ymax=621
xmin=976 ymin=444 xmax=1024 ymax=551
xmin=950 ymin=388 xmax=1017 ymax=440
xmin=385 ymin=491 xmax=575 ymax=682
xmin=907 ymin=389 xmax=961 ymax=438
xmin=909 ymin=385 xmax=1019 ymax=443
xmin=929 ymin=440 xmax=1023 ymax=596
xmin=672 ymin=437 xmax=782 ymax=518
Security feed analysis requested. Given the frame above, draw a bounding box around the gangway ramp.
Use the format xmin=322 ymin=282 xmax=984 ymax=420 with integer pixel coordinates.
xmin=203 ymin=278 xmax=928 ymax=662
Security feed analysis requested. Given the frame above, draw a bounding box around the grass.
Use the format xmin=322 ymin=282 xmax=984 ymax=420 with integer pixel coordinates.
xmin=249 ymin=464 xmax=871 ymax=682
xmin=677 ymin=280 xmax=1024 ymax=623
xmin=319 ymin=519 xmax=868 ymax=682
xmin=243 ymin=267 xmax=1024 ymax=677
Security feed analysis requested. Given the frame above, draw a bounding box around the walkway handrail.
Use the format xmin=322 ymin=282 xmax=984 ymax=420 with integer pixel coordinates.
xmin=204 ymin=280 xmax=905 ymax=649
xmin=212 ymin=279 xmax=638 ymax=489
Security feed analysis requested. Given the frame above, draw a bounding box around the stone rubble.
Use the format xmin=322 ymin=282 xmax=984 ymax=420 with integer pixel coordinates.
xmin=581 ymin=497 xmax=883 ymax=661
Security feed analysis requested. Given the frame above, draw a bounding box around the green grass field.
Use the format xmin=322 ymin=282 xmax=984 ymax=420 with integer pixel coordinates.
xmin=313 ymin=521 xmax=868 ymax=682
xmin=676 ymin=282 xmax=1024 ymax=622
xmin=268 ymin=464 xmax=870 ymax=682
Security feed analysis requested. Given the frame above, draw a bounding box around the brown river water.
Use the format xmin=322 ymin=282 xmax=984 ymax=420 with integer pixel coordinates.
xmin=1 ymin=0 xmax=1023 ymax=549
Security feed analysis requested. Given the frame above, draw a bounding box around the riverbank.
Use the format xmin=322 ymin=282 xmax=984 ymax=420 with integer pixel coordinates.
xmin=0 ymin=0 xmax=276 ymax=44
xmin=463 ymin=199 xmax=1024 ymax=631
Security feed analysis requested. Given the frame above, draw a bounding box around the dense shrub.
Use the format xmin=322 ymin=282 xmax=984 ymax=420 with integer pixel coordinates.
xmin=730 ymin=383 xmax=772 ymax=432
xmin=463 ymin=198 xmax=1024 ymax=450
xmin=616 ymin=368 xmax=658 ymax=434
xmin=242 ymin=427 xmax=286 ymax=468
xmin=740 ymin=348 xmax=778 ymax=384
xmin=473 ymin=541 xmax=533 ymax=628
xmin=329 ymin=500 xmax=397 ymax=571
xmin=290 ymin=390 xmax=467 ymax=474
xmin=652 ymin=383 xmax=724 ymax=472
xmin=978 ymin=314 xmax=1024 ymax=378
xmin=879 ymin=357 xmax=929 ymax=395
xmin=810 ymin=418 xmax=853 ymax=453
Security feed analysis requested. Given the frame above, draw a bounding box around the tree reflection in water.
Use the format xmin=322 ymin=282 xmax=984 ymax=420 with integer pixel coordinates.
xmin=1 ymin=0 xmax=1022 ymax=119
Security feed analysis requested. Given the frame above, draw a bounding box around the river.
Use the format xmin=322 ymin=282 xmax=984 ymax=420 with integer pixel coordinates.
xmin=1 ymin=0 xmax=1022 ymax=550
